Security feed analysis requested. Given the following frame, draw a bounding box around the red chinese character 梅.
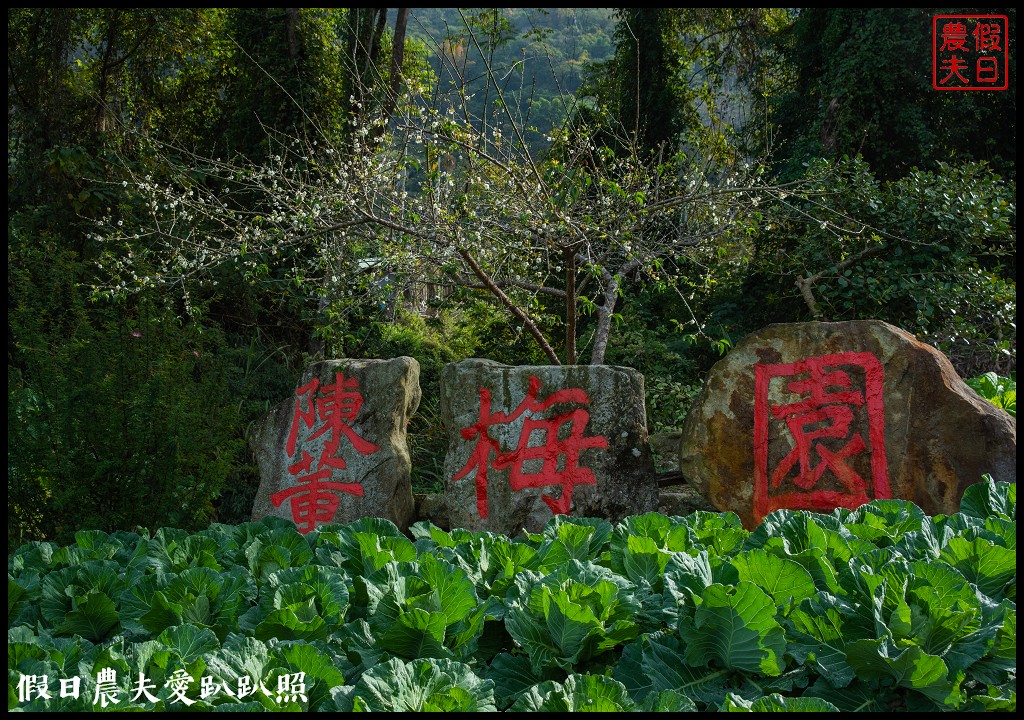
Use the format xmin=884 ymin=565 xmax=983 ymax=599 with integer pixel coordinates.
xmin=453 ymin=375 xmax=608 ymax=519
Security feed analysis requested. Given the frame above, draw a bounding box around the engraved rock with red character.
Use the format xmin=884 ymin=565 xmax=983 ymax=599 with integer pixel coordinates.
xmin=679 ymin=321 xmax=1016 ymax=529
xmin=250 ymin=357 xmax=420 ymax=533
xmin=441 ymin=359 xmax=658 ymax=535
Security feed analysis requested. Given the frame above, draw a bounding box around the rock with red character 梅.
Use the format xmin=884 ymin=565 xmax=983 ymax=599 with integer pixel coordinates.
xmin=441 ymin=359 xmax=659 ymax=536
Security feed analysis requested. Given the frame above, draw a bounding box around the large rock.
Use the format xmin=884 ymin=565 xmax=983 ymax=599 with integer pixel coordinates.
xmin=250 ymin=357 xmax=420 ymax=533
xmin=441 ymin=359 xmax=658 ymax=535
xmin=680 ymin=321 xmax=1016 ymax=529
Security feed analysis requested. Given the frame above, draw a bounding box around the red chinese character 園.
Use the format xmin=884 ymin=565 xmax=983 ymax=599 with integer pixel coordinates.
xmin=272 ymin=372 xmax=380 ymax=533
xmin=453 ymin=375 xmax=608 ymax=519
xmin=753 ymin=352 xmax=890 ymax=522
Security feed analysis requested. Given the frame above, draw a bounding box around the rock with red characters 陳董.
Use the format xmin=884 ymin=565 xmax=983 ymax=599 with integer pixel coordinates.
xmin=249 ymin=357 xmax=420 ymax=533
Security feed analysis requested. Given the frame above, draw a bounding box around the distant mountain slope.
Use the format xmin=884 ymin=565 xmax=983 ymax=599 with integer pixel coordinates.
xmin=397 ymin=8 xmax=617 ymax=153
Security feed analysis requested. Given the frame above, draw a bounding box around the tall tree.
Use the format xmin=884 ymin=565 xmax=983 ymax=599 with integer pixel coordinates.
xmin=580 ymin=8 xmax=787 ymax=162
xmin=8 ymin=9 xmax=248 ymax=543
xmin=768 ymin=8 xmax=1016 ymax=181
xmin=93 ymin=11 xmax=821 ymax=367
xmin=221 ymin=9 xmax=410 ymax=159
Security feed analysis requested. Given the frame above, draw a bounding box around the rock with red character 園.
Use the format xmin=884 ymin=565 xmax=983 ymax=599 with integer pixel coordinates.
xmin=249 ymin=357 xmax=420 ymax=533
xmin=441 ymin=359 xmax=658 ymax=535
xmin=679 ymin=320 xmax=1017 ymax=529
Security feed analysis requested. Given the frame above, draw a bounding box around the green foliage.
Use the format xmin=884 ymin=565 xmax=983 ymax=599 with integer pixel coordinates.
xmin=9 ymin=483 xmax=1016 ymax=711
xmin=327 ymin=657 xmax=497 ymax=712
xmin=769 ymin=8 xmax=1016 ymax=181
xmin=580 ymin=9 xmax=786 ymax=162
xmin=966 ymin=372 xmax=1016 ymax=417
xmin=8 ymin=286 xmax=244 ymax=545
xmin=602 ymin=298 xmax=706 ymax=431
xmin=407 ymin=9 xmax=616 ymax=157
xmin=5 ymin=7 xmax=1017 ymax=577
xmin=222 ymin=9 xmax=348 ymax=159
xmin=743 ymin=157 xmax=1015 ymax=377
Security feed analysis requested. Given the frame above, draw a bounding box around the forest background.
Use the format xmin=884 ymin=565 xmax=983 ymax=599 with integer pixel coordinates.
xmin=7 ymin=8 xmax=1016 ymax=546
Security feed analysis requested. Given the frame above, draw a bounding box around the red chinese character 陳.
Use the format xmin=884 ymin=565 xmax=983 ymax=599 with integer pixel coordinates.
xmin=973 ymin=22 xmax=1002 ymax=52
xmin=753 ymin=352 xmax=890 ymax=522
xmin=940 ymin=21 xmax=968 ymax=51
xmin=453 ymin=376 xmax=608 ymax=519
xmin=273 ymin=372 xmax=380 ymax=533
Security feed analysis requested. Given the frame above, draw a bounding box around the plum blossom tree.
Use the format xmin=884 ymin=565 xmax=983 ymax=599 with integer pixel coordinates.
xmin=92 ymin=10 xmax=824 ymax=365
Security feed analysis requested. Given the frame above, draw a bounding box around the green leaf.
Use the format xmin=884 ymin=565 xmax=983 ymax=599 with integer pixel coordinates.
xmin=958 ymin=476 xmax=1015 ymax=522
xmin=722 ymin=691 xmax=839 ymax=711
xmin=485 ymin=652 xmax=551 ymax=709
xmin=505 ymin=598 xmax=582 ymax=672
xmin=56 ymin=592 xmax=120 ymax=643
xmin=378 ymin=606 xmax=449 ymax=659
xmin=417 ymin=554 xmax=479 ymax=626
xmin=613 ymin=632 xmax=731 ymax=707
xmin=510 ymin=674 xmax=637 ymax=711
xmin=662 ymin=550 xmax=714 ymax=603
xmin=315 ymin=517 xmax=415 ymax=578
xmin=534 ymin=516 xmax=612 ymax=571
xmin=274 ymin=640 xmax=349 ymax=710
xmin=905 ymin=560 xmax=989 ymax=669
xmin=968 ymin=683 xmax=1016 ymax=711
xmin=679 ymin=511 xmax=749 ymax=557
xmin=968 ymin=606 xmax=1016 ymax=684
xmin=156 ymin=623 xmax=220 ymax=665
xmin=731 ymin=549 xmax=817 ymax=608
xmin=620 ymin=536 xmax=673 ymax=590
xmin=845 ymin=636 xmax=962 ymax=706
xmin=803 ymin=677 xmax=905 ymax=711
xmin=682 ymin=583 xmax=787 ymax=675
xmin=8 ymin=576 xmax=30 ymax=628
xmin=785 ymin=594 xmax=858 ymax=688
xmin=938 ymin=536 xmax=1016 ymax=600
xmin=329 ymin=657 xmax=496 ymax=712
xmin=639 ymin=689 xmax=699 ymax=712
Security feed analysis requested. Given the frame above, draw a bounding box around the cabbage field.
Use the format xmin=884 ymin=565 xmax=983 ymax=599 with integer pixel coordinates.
xmin=8 ymin=479 xmax=1016 ymax=711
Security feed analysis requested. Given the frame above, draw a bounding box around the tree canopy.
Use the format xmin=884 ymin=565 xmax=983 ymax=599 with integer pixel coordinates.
xmin=7 ymin=8 xmax=1015 ymax=544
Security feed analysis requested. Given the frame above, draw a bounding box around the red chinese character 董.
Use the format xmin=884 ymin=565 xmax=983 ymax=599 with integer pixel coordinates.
xmin=273 ymin=372 xmax=380 ymax=533
xmin=454 ymin=375 xmax=608 ymax=519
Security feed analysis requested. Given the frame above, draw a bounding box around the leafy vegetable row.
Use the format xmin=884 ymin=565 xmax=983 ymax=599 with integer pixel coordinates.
xmin=8 ymin=479 xmax=1016 ymax=711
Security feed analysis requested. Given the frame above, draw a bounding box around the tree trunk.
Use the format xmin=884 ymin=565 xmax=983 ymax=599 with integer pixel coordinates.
xmin=564 ymin=246 xmax=577 ymax=364
xmin=458 ymin=247 xmax=561 ymax=365
xmin=589 ymin=273 xmax=619 ymax=365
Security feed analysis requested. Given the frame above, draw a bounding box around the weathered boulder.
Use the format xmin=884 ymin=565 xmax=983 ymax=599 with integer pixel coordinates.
xmin=441 ymin=359 xmax=658 ymax=535
xmin=680 ymin=321 xmax=1016 ymax=529
xmin=250 ymin=357 xmax=420 ymax=533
